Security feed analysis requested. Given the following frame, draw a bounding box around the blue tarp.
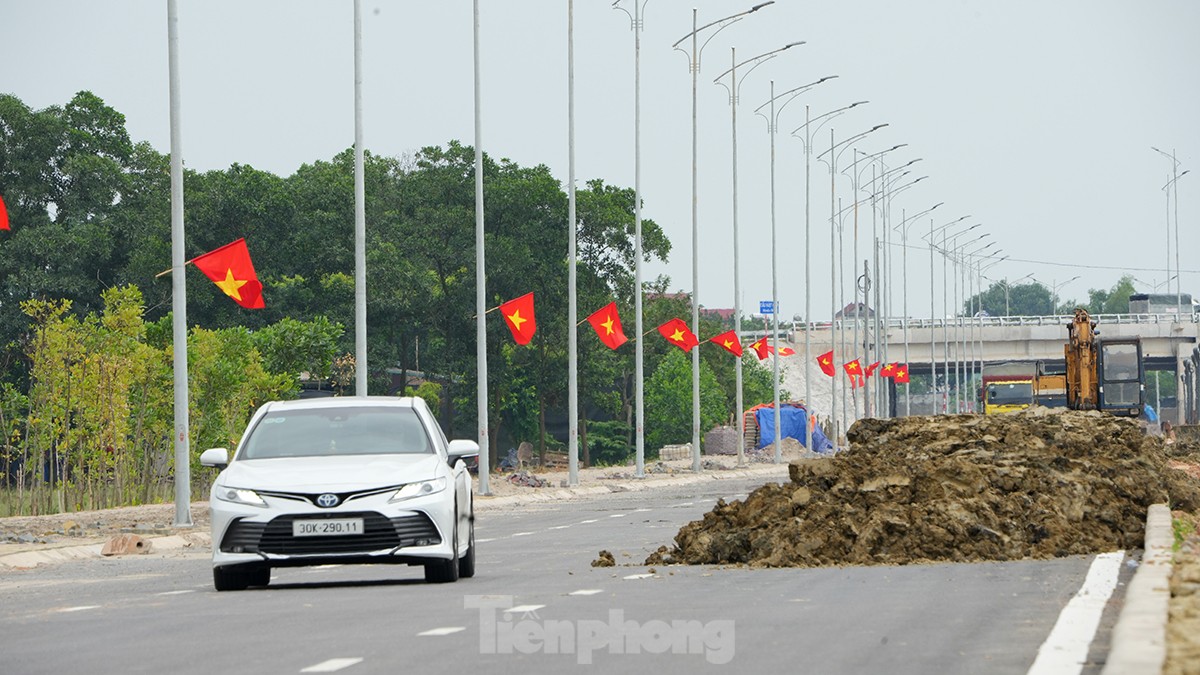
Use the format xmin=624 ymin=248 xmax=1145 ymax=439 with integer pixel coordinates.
xmin=755 ymin=405 xmax=834 ymax=453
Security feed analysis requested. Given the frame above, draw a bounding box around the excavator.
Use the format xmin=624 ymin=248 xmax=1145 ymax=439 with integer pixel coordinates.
xmin=1064 ymin=308 xmax=1145 ymax=417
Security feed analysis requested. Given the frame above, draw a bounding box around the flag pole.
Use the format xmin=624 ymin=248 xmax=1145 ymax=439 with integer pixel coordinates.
xmin=352 ymin=0 xmax=368 ymax=397
xmin=166 ymin=0 xmax=192 ymax=528
xmin=472 ymin=0 xmax=491 ymax=495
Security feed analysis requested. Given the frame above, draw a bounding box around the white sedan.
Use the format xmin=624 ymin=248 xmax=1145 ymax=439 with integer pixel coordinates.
xmin=200 ymin=396 xmax=477 ymax=591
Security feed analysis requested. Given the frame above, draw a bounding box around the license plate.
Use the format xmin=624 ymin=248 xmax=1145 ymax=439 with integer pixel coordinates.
xmin=292 ymin=518 xmax=364 ymax=537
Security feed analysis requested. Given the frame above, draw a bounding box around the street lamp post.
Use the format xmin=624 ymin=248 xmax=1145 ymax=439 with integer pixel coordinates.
xmin=1001 ymin=273 xmax=1034 ymax=316
xmin=817 ymin=123 xmax=889 ymax=440
xmin=952 ymin=237 xmax=993 ymax=410
xmin=673 ymin=1 xmax=774 ymax=472
xmin=926 ymin=216 xmax=970 ymax=412
xmin=611 ymin=0 xmax=649 ymax=477
xmin=896 ymin=202 xmax=943 ymax=416
xmin=936 ymin=224 xmax=982 ymax=411
xmin=1152 ymin=146 xmax=1189 ymax=314
xmin=712 ymin=41 xmax=804 ymax=467
xmin=751 ymin=74 xmax=836 ymax=463
xmin=792 ymin=101 xmax=867 ymax=447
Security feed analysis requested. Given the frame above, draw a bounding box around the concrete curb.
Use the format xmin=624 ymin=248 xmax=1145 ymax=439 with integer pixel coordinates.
xmin=0 ymin=532 xmax=211 ymax=570
xmin=1102 ymin=503 xmax=1173 ymax=675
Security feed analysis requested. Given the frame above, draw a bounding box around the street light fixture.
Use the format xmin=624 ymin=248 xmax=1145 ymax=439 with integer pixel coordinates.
xmin=673 ymin=1 xmax=774 ymax=472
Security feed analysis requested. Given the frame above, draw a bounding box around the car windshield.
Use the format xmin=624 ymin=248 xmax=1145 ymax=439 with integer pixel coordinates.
xmin=240 ymin=406 xmax=432 ymax=459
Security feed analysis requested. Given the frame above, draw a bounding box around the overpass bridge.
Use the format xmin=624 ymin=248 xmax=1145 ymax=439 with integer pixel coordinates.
xmin=783 ymin=313 xmax=1200 ymax=425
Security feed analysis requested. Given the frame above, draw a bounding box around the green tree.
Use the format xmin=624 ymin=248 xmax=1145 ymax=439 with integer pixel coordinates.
xmin=644 ymin=349 xmax=726 ymax=453
xmin=1085 ymin=275 xmax=1137 ymax=315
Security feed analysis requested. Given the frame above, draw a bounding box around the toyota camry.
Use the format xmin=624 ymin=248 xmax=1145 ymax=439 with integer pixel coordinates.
xmin=200 ymin=396 xmax=477 ymax=591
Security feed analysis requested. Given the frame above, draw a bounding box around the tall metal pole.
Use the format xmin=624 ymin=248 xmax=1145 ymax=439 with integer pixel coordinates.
xmin=729 ymin=47 xmax=745 ymax=467
xmin=1173 ymin=149 xmax=1182 ymax=314
xmin=167 ymin=0 xmax=191 ymax=527
xmin=803 ymin=105 xmax=812 ymax=451
xmin=472 ymin=0 xmax=491 ymax=495
xmin=353 ymin=0 xmax=367 ymax=396
xmin=567 ymin=0 xmax=579 ymax=486
xmin=901 ymin=208 xmax=909 ymax=417
xmin=689 ymin=8 xmax=701 ymax=471
xmin=769 ymin=80 xmax=782 ymax=463
xmin=929 ymin=219 xmax=937 ymax=413
xmin=633 ymin=1 xmax=646 ymax=478
xmin=829 ymin=128 xmax=839 ymax=443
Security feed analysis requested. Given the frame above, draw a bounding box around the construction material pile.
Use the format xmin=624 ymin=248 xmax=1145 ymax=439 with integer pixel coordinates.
xmin=658 ymin=408 xmax=1200 ymax=568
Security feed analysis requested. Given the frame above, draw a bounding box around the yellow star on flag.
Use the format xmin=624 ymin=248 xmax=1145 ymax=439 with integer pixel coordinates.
xmin=723 ymin=339 xmax=734 ymax=349
xmin=214 ymin=268 xmax=248 ymax=301
xmin=507 ymin=310 xmax=528 ymax=331
xmin=600 ymin=316 xmax=615 ymax=335
xmin=670 ymin=329 xmax=686 ymax=343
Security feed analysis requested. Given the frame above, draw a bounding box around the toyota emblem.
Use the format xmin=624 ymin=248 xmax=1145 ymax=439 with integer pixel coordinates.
xmin=316 ymin=493 xmax=340 ymax=508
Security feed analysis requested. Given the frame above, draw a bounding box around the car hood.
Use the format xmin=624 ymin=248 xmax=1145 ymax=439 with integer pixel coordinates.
xmin=219 ymin=454 xmax=444 ymax=492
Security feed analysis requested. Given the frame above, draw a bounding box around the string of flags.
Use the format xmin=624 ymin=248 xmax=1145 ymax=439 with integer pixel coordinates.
xmin=491 ymin=292 xmax=910 ymax=382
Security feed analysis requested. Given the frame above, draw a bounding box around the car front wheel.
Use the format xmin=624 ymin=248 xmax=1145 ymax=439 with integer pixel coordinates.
xmin=458 ymin=513 xmax=475 ymax=579
xmin=424 ymin=519 xmax=460 ymax=584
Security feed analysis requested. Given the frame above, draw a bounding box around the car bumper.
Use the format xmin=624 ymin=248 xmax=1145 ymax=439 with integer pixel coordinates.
xmin=210 ymin=490 xmax=456 ymax=569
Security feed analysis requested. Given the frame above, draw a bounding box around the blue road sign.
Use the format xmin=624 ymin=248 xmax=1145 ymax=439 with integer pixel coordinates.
xmin=760 ymin=300 xmax=775 ymax=314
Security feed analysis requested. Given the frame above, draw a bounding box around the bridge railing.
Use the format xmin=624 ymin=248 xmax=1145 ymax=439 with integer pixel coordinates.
xmin=790 ymin=312 xmax=1198 ymax=333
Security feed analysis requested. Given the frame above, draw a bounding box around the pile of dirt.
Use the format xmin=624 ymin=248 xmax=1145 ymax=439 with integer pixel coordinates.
xmin=658 ymin=408 xmax=1200 ymax=568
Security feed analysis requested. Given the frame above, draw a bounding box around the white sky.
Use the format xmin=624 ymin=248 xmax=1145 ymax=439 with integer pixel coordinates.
xmin=3 ymin=0 xmax=1198 ymax=321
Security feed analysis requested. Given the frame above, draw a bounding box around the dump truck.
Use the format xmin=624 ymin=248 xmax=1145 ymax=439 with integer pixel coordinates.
xmin=1064 ymin=308 xmax=1144 ymax=417
xmin=980 ymin=362 xmax=1036 ymax=414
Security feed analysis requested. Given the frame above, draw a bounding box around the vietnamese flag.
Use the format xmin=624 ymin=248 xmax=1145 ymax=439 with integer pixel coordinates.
xmin=880 ymin=362 xmax=898 ymax=378
xmin=778 ymin=346 xmax=796 ymax=357
xmin=894 ymin=364 xmax=910 ymax=384
xmin=191 ymin=238 xmax=265 ymax=309
xmin=658 ymin=318 xmax=699 ymax=352
xmin=843 ymin=359 xmax=863 ymax=377
xmin=817 ymin=350 xmax=836 ymax=377
xmin=0 ymin=193 xmax=9 ymax=231
xmin=587 ymin=302 xmax=627 ymax=350
xmin=865 ymin=361 xmax=880 ymax=377
xmin=710 ymin=330 xmax=743 ymax=357
xmin=499 ymin=292 xmax=537 ymax=345
xmin=749 ymin=337 xmax=770 ymax=361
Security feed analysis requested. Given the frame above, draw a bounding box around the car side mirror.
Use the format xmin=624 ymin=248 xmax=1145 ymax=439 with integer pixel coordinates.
xmin=447 ymin=439 xmax=480 ymax=466
xmin=200 ymin=448 xmax=229 ymax=469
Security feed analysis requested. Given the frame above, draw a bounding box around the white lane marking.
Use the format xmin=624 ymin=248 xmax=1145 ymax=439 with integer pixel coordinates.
xmin=58 ymin=605 xmax=100 ymax=613
xmin=569 ymin=589 xmax=604 ymax=596
xmin=313 ymin=565 xmax=343 ymax=569
xmin=300 ymin=658 xmax=363 ymax=672
xmin=548 ymin=525 xmax=571 ymax=530
xmin=608 ymin=514 xmax=626 ymax=518
xmin=1026 ymin=550 xmax=1124 ymax=675
xmin=579 ymin=519 xmax=599 ymax=524
xmin=512 ymin=531 xmax=534 ymax=537
xmin=476 ymin=538 xmax=497 ymax=543
xmin=623 ymin=573 xmax=655 ymax=580
xmin=633 ymin=508 xmax=651 ymax=513
xmin=505 ymin=604 xmax=546 ymax=614
xmin=678 ymin=502 xmax=694 ymax=507
xmin=418 ymin=627 xmax=466 ymax=637
xmin=156 ymin=590 xmax=195 ymax=596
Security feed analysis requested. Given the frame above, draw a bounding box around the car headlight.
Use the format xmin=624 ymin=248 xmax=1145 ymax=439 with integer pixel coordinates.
xmin=389 ymin=477 xmax=446 ymax=503
xmin=215 ymin=487 xmax=267 ymax=507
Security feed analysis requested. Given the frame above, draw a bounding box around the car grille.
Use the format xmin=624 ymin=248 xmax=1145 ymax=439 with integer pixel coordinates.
xmin=219 ymin=511 xmax=441 ymax=555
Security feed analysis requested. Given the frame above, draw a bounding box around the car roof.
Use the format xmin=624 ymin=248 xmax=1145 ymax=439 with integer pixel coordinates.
xmin=260 ymin=396 xmax=422 ymax=413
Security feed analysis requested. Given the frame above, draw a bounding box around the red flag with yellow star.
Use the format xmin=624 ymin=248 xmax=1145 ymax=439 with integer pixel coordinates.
xmin=749 ymin=337 xmax=770 ymax=361
xmin=710 ymin=330 xmax=743 ymax=357
xmin=586 ymin=302 xmax=627 ymax=350
xmin=0 ymin=193 xmax=9 ymax=231
xmin=894 ymin=364 xmax=910 ymax=384
xmin=880 ymin=362 xmax=899 ymax=378
xmin=778 ymin=346 xmax=796 ymax=357
xmin=191 ymin=238 xmax=264 ymax=309
xmin=865 ymin=361 xmax=880 ymax=377
xmin=499 ymin=292 xmax=537 ymax=345
xmin=657 ymin=318 xmax=699 ymax=352
xmin=817 ymin=350 xmax=836 ymax=377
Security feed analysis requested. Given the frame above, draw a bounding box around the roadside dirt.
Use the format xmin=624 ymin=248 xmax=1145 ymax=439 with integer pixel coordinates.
xmin=658 ymin=408 xmax=1200 ymax=567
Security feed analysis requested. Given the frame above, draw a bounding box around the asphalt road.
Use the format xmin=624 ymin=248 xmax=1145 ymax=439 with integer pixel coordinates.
xmin=0 ymin=475 xmax=1130 ymax=674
